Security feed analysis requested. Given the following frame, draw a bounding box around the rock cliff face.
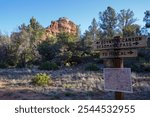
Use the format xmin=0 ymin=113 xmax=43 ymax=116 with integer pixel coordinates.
xmin=46 ymin=17 xmax=77 ymax=37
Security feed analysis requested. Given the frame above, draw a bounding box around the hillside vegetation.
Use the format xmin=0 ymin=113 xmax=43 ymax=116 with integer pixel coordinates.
xmin=0 ymin=7 xmax=150 ymax=72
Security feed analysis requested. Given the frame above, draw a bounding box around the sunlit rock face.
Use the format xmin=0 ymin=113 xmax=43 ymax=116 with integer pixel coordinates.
xmin=46 ymin=17 xmax=77 ymax=37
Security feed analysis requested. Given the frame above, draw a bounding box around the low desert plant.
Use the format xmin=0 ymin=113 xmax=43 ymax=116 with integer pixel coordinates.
xmin=0 ymin=62 xmax=8 ymax=68
xmin=32 ymin=73 xmax=52 ymax=86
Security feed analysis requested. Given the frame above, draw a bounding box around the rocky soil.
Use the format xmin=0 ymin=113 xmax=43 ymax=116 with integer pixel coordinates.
xmin=0 ymin=66 xmax=150 ymax=100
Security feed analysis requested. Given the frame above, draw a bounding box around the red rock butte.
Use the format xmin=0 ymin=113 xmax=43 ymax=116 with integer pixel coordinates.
xmin=46 ymin=17 xmax=77 ymax=37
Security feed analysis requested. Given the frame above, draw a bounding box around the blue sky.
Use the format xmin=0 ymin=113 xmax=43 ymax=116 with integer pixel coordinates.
xmin=0 ymin=0 xmax=150 ymax=35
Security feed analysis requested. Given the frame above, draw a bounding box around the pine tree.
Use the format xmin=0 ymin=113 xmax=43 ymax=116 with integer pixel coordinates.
xmin=83 ymin=18 xmax=101 ymax=48
xmin=118 ymin=9 xmax=140 ymax=37
xmin=143 ymin=10 xmax=150 ymax=28
xmin=88 ymin=18 xmax=100 ymax=40
xmin=99 ymin=6 xmax=117 ymax=39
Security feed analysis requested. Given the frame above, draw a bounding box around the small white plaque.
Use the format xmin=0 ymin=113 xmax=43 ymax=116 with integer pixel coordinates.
xmin=104 ymin=68 xmax=133 ymax=93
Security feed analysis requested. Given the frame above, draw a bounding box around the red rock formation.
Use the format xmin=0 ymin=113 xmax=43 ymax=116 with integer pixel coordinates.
xmin=46 ymin=17 xmax=77 ymax=37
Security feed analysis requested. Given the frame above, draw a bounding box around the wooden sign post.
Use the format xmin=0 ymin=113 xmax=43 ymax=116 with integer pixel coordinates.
xmin=112 ymin=37 xmax=124 ymax=100
xmin=113 ymin=58 xmax=124 ymax=100
xmin=93 ymin=36 xmax=147 ymax=100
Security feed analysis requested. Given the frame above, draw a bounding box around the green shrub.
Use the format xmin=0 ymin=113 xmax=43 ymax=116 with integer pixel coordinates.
xmin=142 ymin=63 xmax=150 ymax=72
xmin=130 ymin=64 xmax=143 ymax=72
xmin=39 ymin=61 xmax=58 ymax=70
xmin=32 ymin=73 xmax=52 ymax=86
xmin=130 ymin=62 xmax=150 ymax=72
xmin=0 ymin=63 xmax=8 ymax=68
xmin=85 ymin=63 xmax=99 ymax=71
xmin=37 ymin=39 xmax=57 ymax=61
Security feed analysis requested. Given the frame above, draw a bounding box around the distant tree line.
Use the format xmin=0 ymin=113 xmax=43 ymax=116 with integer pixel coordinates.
xmin=0 ymin=6 xmax=150 ymax=72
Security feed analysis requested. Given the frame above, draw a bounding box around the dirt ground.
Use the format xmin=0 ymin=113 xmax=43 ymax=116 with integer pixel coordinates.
xmin=0 ymin=68 xmax=150 ymax=100
xmin=0 ymin=81 xmax=150 ymax=100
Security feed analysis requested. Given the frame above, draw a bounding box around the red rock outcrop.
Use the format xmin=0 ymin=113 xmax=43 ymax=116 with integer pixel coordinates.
xmin=46 ymin=17 xmax=77 ymax=37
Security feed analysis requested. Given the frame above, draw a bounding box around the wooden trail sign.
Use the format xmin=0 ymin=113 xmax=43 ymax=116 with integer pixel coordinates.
xmin=93 ymin=36 xmax=147 ymax=50
xmin=92 ymin=35 xmax=148 ymax=99
xmin=100 ymin=49 xmax=137 ymax=59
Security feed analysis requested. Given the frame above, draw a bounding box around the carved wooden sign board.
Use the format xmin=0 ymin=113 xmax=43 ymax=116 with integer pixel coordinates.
xmin=93 ymin=36 xmax=147 ymax=59
xmin=93 ymin=36 xmax=147 ymax=50
xmin=104 ymin=68 xmax=133 ymax=93
xmin=100 ymin=49 xmax=137 ymax=58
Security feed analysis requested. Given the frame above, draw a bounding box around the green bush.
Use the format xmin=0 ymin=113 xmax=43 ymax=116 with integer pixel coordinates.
xmin=32 ymin=73 xmax=52 ymax=86
xmin=130 ymin=62 xmax=150 ymax=72
xmin=39 ymin=61 xmax=59 ymax=70
xmin=0 ymin=63 xmax=8 ymax=68
xmin=130 ymin=64 xmax=143 ymax=72
xmin=85 ymin=63 xmax=99 ymax=71
xmin=142 ymin=63 xmax=150 ymax=72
